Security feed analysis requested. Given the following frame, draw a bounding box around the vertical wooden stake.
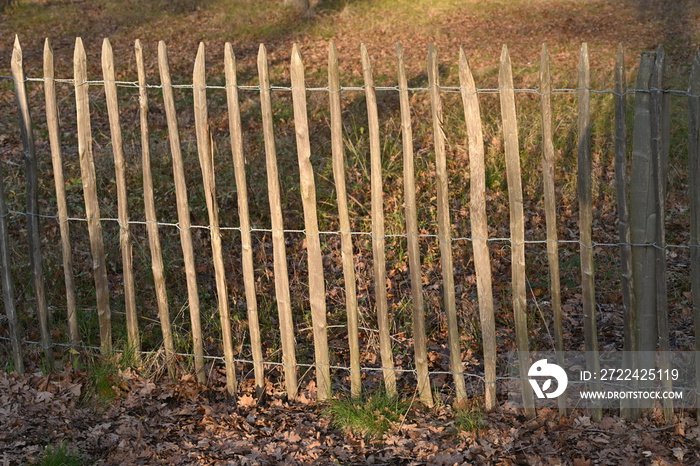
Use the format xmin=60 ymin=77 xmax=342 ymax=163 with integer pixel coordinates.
xmin=616 ymin=44 xmax=637 ymax=420
xmin=361 ymin=44 xmax=397 ymax=398
xmin=12 ymin=36 xmax=54 ymax=369
xmin=0 ymin=141 xmax=22 ymax=374
xmin=257 ymin=44 xmax=298 ymax=400
xmin=459 ymin=47 xmax=497 ymax=411
xmin=397 ymin=42 xmax=433 ymax=407
xmin=630 ymin=52 xmax=656 ymax=415
xmin=74 ymin=37 xmax=111 ymax=354
xmin=427 ymin=44 xmax=466 ymax=406
xmin=651 ymin=45 xmax=673 ymax=423
xmin=290 ymin=44 xmax=331 ymax=400
xmin=328 ymin=42 xmax=362 ymax=400
xmin=498 ymin=45 xmax=534 ymax=417
xmin=224 ymin=43 xmax=265 ymax=394
xmin=135 ymin=39 xmax=175 ymax=375
xmin=688 ymin=50 xmax=700 ymax=423
xmin=539 ymin=44 xmax=565 ymax=416
xmin=157 ymin=41 xmax=205 ymax=383
xmin=102 ymin=38 xmax=140 ymax=358
xmin=193 ymin=43 xmax=237 ymax=396
xmin=44 ymin=38 xmax=80 ymax=352
xmin=577 ymin=43 xmax=601 ymax=421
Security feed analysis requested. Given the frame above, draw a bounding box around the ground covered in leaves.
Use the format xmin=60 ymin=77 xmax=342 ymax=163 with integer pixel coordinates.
xmin=1 ymin=367 xmax=698 ymax=465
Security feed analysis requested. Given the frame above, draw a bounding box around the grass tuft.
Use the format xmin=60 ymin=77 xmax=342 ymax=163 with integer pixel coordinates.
xmin=38 ymin=441 xmax=85 ymax=466
xmin=454 ymin=405 xmax=485 ymax=433
xmin=325 ymin=389 xmax=409 ymax=439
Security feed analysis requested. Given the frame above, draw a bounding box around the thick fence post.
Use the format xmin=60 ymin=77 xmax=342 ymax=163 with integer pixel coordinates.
xmin=361 ymin=43 xmax=397 ymax=398
xmin=459 ymin=47 xmax=497 ymax=411
xmin=11 ymin=36 xmax=54 ymax=369
xmin=157 ymin=41 xmax=205 ymax=383
xmin=630 ymin=52 xmax=657 ymax=412
xmin=397 ymin=42 xmax=433 ymax=408
xmin=258 ymin=44 xmax=298 ymax=400
xmin=224 ymin=43 xmax=265 ymax=395
xmin=498 ymin=45 xmax=534 ymax=417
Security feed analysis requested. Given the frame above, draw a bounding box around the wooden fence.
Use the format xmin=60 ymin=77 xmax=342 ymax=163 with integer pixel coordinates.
xmin=1 ymin=37 xmax=699 ymax=420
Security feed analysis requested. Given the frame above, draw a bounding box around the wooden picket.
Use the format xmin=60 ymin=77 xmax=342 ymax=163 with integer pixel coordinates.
xmin=1 ymin=38 xmax=697 ymax=420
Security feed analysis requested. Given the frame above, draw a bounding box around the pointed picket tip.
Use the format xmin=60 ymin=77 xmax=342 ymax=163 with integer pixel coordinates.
xmin=395 ymin=42 xmax=403 ymax=57
xmin=291 ymin=43 xmax=303 ymax=67
xmin=258 ymin=43 xmax=267 ymax=63
xmin=360 ymin=43 xmax=372 ymax=74
xmin=498 ymin=45 xmax=512 ymax=87
xmin=500 ymin=44 xmax=510 ymax=62
xmin=134 ymin=38 xmax=142 ymax=52
xmin=195 ymin=41 xmax=205 ymax=66
xmin=74 ymin=37 xmax=85 ymax=61
xmin=158 ymin=40 xmax=167 ymax=56
xmin=428 ymin=42 xmax=437 ymax=57
xmin=12 ymin=35 xmax=22 ymax=66
xmin=44 ymin=38 xmax=54 ymax=78
xmin=224 ymin=42 xmax=235 ymax=65
xmin=102 ymin=37 xmax=112 ymax=51
xmin=579 ymin=43 xmax=589 ymax=66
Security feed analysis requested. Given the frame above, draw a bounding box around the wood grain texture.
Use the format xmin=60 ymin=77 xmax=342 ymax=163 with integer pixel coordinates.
xmin=538 ymin=44 xmax=565 ymax=416
xmin=498 ymin=45 xmax=534 ymax=417
xmin=258 ymin=44 xmax=298 ymax=399
xmin=397 ymin=42 xmax=432 ymax=407
xmin=459 ymin=47 xmax=496 ymax=411
xmin=290 ymin=44 xmax=330 ymax=400
xmin=135 ymin=39 xmax=175 ymax=375
xmin=427 ymin=44 xmax=466 ymax=406
xmin=225 ymin=43 xmax=265 ymax=394
xmin=74 ymin=37 xmax=112 ymax=354
xmin=193 ymin=43 xmax=237 ymax=396
xmin=328 ymin=42 xmax=361 ymax=399
xmin=102 ymin=38 xmax=140 ymax=357
xmin=361 ymin=43 xmax=396 ymax=397
xmin=157 ymin=41 xmax=205 ymax=383
xmin=43 ymin=38 xmax=79 ymax=351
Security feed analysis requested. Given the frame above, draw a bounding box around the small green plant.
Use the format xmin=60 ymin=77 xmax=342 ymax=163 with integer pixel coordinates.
xmin=454 ymin=405 xmax=485 ymax=433
xmin=325 ymin=389 xmax=409 ymax=439
xmin=38 ymin=441 xmax=85 ymax=466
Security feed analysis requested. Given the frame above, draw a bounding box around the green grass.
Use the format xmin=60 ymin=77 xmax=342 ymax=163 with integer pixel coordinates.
xmin=325 ymin=390 xmax=409 ymax=439
xmin=454 ymin=405 xmax=485 ymax=433
xmin=38 ymin=441 xmax=85 ymax=466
